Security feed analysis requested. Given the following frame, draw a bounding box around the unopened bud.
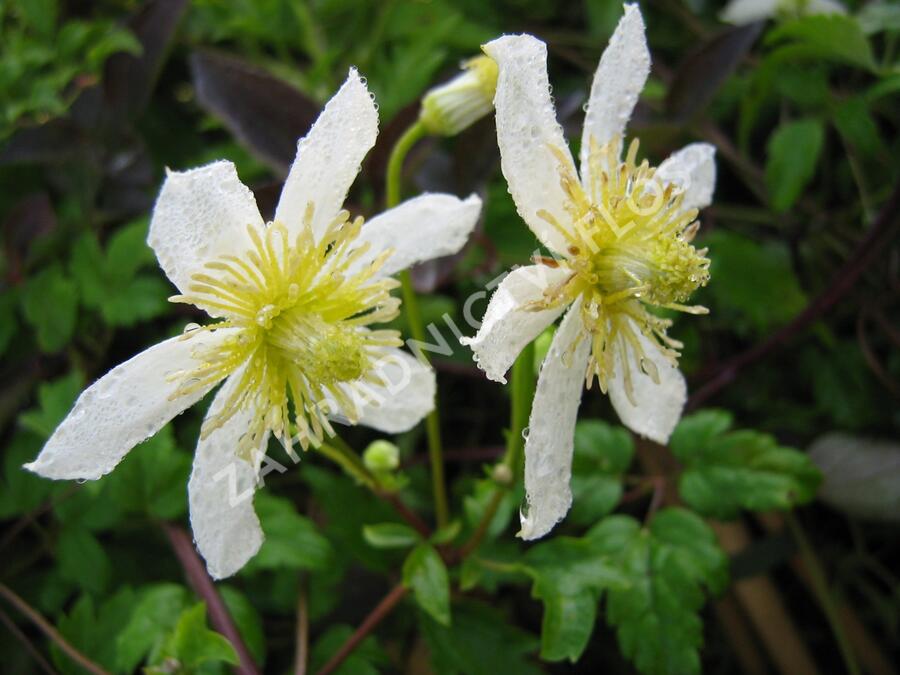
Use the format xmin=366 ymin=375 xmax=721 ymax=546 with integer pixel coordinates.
xmin=363 ymin=440 xmax=400 ymax=472
xmin=492 ymin=463 xmax=513 ymax=485
xmin=419 ymin=55 xmax=498 ymax=136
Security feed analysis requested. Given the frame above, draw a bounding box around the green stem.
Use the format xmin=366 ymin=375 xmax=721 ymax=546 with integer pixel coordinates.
xmin=459 ymin=343 xmax=535 ymax=557
xmin=786 ymin=512 xmax=861 ymax=675
xmin=385 ymin=120 xmax=450 ymax=528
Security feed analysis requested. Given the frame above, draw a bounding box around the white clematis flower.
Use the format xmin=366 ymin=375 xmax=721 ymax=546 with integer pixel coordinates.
xmin=721 ymin=0 xmax=846 ymax=25
xmin=25 ymin=69 xmax=481 ymax=579
xmin=465 ymin=5 xmax=716 ymax=540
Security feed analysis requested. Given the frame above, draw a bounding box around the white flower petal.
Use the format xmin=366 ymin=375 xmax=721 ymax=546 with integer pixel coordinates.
xmin=806 ymin=0 xmax=846 ymax=15
xmin=274 ymin=68 xmax=378 ymax=242
xmin=720 ymin=0 xmax=778 ymax=24
xmin=24 ymin=329 xmax=237 ymax=480
xmin=608 ymin=322 xmax=687 ymax=444
xmin=352 ymin=193 xmax=482 ymax=277
xmin=337 ymin=349 xmax=436 ymax=434
xmin=580 ymin=4 xmax=650 ymax=181
xmin=148 ymin=161 xmax=262 ymax=295
xmin=482 ymin=35 xmax=576 ymax=254
xmin=520 ymin=300 xmax=591 ymax=540
xmin=188 ymin=367 xmax=266 ymax=580
xmin=461 ymin=264 xmax=570 ymax=384
xmin=656 ymin=143 xmax=717 ymax=213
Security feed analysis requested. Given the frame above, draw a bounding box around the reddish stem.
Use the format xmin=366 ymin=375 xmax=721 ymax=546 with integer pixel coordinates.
xmin=315 ymin=583 xmax=408 ymax=675
xmin=162 ymin=524 xmax=260 ymax=675
xmin=690 ymin=180 xmax=900 ymax=409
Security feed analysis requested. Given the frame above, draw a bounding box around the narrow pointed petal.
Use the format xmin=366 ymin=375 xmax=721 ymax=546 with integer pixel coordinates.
xmin=352 ymin=193 xmax=481 ymax=277
xmin=274 ymin=68 xmax=378 ymax=242
xmin=188 ymin=368 xmax=266 ymax=580
xmin=656 ymin=143 xmax=717 ymax=213
xmin=338 ymin=349 xmax=436 ymax=434
xmin=461 ymin=264 xmax=570 ymax=384
xmin=148 ymin=161 xmax=262 ymax=295
xmin=482 ymin=35 xmax=576 ymax=253
xmin=580 ymin=3 xmax=650 ymax=181
xmin=608 ymin=323 xmax=687 ymax=444
xmin=520 ymin=300 xmax=591 ymax=540
xmin=24 ymin=329 xmax=237 ymax=480
xmin=720 ymin=0 xmax=779 ymax=24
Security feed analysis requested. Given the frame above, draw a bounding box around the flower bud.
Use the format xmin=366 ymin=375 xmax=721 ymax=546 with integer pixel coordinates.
xmin=419 ymin=55 xmax=498 ymax=136
xmin=363 ymin=439 xmax=400 ymax=472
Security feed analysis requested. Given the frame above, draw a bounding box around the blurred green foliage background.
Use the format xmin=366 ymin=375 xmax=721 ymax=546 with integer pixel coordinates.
xmin=0 ymin=0 xmax=898 ymax=673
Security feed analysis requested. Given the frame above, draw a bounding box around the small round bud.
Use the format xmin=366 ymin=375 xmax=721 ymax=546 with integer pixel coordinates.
xmin=363 ymin=440 xmax=400 ymax=472
xmin=419 ymin=55 xmax=498 ymax=137
xmin=491 ymin=463 xmax=513 ymax=486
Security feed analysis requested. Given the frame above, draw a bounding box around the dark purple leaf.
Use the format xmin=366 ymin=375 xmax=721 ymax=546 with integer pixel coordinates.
xmin=666 ymin=22 xmax=763 ymax=123
xmin=104 ymin=0 xmax=189 ymax=125
xmin=190 ymin=50 xmax=320 ymax=175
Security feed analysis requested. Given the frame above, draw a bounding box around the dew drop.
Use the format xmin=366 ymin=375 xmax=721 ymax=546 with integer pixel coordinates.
xmin=183 ymin=322 xmax=201 ymax=334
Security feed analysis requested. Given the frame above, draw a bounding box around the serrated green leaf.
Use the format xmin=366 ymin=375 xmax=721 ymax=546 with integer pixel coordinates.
xmin=116 ymin=584 xmax=189 ymax=672
xmin=522 ymin=533 xmax=629 ymax=661
xmin=104 ymin=425 xmax=191 ymax=519
xmin=363 ymin=522 xmax=421 ymax=549
xmin=241 ymin=493 xmax=333 ymax=572
xmin=53 ymin=589 xmax=135 ymax=675
xmin=57 ymin=527 xmax=111 ymax=594
xmin=702 ymin=231 xmax=807 ymax=336
xmin=765 ymin=118 xmax=824 ymax=212
xmin=20 ymin=264 xmax=78 ymax=352
xmin=570 ymin=420 xmax=634 ymax=526
xmin=160 ymin=603 xmax=238 ymax=668
xmin=0 ymin=432 xmax=56 ymax=517
xmin=671 ymin=411 xmax=821 ymax=519
xmin=18 ymin=372 xmax=83 ymax=439
xmin=419 ymin=601 xmax=541 ymax=675
xmin=587 ymin=510 xmax=729 ymax=675
xmin=766 ymin=14 xmax=878 ymax=72
xmin=403 ymin=542 xmax=451 ymax=626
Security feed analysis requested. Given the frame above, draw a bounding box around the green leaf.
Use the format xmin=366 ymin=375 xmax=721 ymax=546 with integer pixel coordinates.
xmin=53 ymin=589 xmax=135 ymax=675
xmin=430 ymin=519 xmax=462 ymax=545
xmin=0 ymin=432 xmax=55 ymax=517
xmin=588 ymin=510 xmax=729 ymax=675
xmin=403 ymin=542 xmax=451 ymax=626
xmin=570 ymin=420 xmax=634 ymax=526
xmin=104 ymin=425 xmax=191 ymax=519
xmin=57 ymin=527 xmax=111 ymax=595
xmin=219 ymin=586 xmax=266 ymax=666
xmin=19 ymin=372 xmax=83 ymax=438
xmin=241 ymin=493 xmax=333 ymax=572
xmin=69 ymin=220 xmax=167 ymax=327
xmin=832 ymin=96 xmax=883 ymax=158
xmin=116 ymin=584 xmax=189 ymax=672
xmin=20 ymin=264 xmax=78 ymax=352
xmin=309 ymin=624 xmax=388 ymax=675
xmin=765 ymin=118 xmax=824 ymax=212
xmin=363 ymin=522 xmax=421 ymax=549
xmin=523 ymin=533 xmax=629 ymax=661
xmin=766 ymin=14 xmax=878 ymax=72
xmin=420 ymin=600 xmax=541 ymax=675
xmin=702 ymin=230 xmax=807 ymax=336
xmin=670 ymin=410 xmax=822 ymax=519
xmin=161 ymin=603 xmax=238 ymax=669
